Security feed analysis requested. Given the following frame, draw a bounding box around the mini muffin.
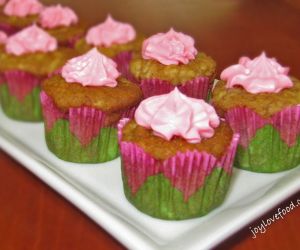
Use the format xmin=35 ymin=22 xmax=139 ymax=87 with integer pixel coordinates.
xmin=41 ymin=48 xmax=142 ymax=163
xmin=212 ymin=52 xmax=300 ymax=173
xmin=0 ymin=0 xmax=43 ymax=35
xmin=129 ymin=28 xmax=216 ymax=99
xmin=118 ymin=88 xmax=239 ymax=220
xmin=75 ymin=15 xmax=143 ymax=79
xmin=38 ymin=4 xmax=86 ymax=48
xmin=0 ymin=24 xmax=77 ymax=121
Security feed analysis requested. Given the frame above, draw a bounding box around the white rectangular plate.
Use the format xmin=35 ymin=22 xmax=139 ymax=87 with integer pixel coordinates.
xmin=0 ymin=108 xmax=299 ymax=250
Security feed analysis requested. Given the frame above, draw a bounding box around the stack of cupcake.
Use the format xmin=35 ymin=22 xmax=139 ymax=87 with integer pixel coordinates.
xmin=0 ymin=1 xmax=299 ymax=221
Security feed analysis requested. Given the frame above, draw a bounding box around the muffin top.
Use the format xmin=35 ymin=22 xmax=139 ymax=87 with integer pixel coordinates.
xmin=130 ymin=29 xmax=216 ymax=84
xmin=122 ymin=88 xmax=233 ymax=160
xmin=0 ymin=25 xmax=77 ymax=75
xmin=42 ymin=48 xmax=142 ymax=112
xmin=212 ymin=52 xmax=300 ymax=118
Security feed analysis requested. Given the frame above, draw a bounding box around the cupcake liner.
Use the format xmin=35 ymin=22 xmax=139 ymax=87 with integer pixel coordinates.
xmin=4 ymin=70 xmax=42 ymax=101
xmin=0 ymin=70 xmax=43 ymax=121
xmin=0 ymin=84 xmax=42 ymax=121
xmin=118 ymin=118 xmax=239 ymax=219
xmin=59 ymin=34 xmax=83 ymax=48
xmin=226 ymin=106 xmax=300 ymax=172
xmin=0 ymin=23 xmax=18 ymax=35
xmin=41 ymin=92 xmax=137 ymax=163
xmin=113 ymin=51 xmax=136 ymax=81
xmin=140 ymin=76 xmax=211 ymax=100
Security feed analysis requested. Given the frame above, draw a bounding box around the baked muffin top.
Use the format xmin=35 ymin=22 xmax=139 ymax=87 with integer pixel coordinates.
xmin=45 ymin=24 xmax=86 ymax=44
xmin=122 ymin=120 xmax=233 ymax=160
xmin=42 ymin=75 xmax=142 ymax=112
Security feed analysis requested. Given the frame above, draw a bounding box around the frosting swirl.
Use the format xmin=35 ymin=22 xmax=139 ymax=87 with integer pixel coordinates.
xmin=39 ymin=4 xmax=78 ymax=29
xmin=142 ymin=28 xmax=198 ymax=65
xmin=0 ymin=31 xmax=7 ymax=44
xmin=62 ymin=48 xmax=120 ymax=87
xmin=4 ymin=0 xmax=43 ymax=17
xmin=6 ymin=24 xmax=57 ymax=55
xmin=85 ymin=15 xmax=136 ymax=47
xmin=0 ymin=0 xmax=7 ymax=6
xmin=135 ymin=88 xmax=220 ymax=143
xmin=221 ymin=52 xmax=293 ymax=94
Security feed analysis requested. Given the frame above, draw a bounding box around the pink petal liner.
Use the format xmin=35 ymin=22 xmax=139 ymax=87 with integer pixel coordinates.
xmin=41 ymin=92 xmax=137 ymax=146
xmin=225 ymin=106 xmax=300 ymax=148
xmin=2 ymin=70 xmax=42 ymax=101
xmin=140 ymin=76 xmax=211 ymax=99
xmin=0 ymin=24 xmax=19 ymax=35
xmin=118 ymin=118 xmax=240 ymax=201
xmin=113 ymin=51 xmax=136 ymax=81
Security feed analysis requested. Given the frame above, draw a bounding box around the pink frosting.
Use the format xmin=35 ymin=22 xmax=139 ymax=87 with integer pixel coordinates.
xmin=39 ymin=4 xmax=78 ymax=29
xmin=85 ymin=15 xmax=136 ymax=47
xmin=221 ymin=52 xmax=293 ymax=94
xmin=62 ymin=48 xmax=120 ymax=87
xmin=135 ymin=88 xmax=220 ymax=143
xmin=5 ymin=24 xmax=57 ymax=55
xmin=4 ymin=0 xmax=43 ymax=17
xmin=0 ymin=31 xmax=7 ymax=44
xmin=142 ymin=28 xmax=197 ymax=65
xmin=0 ymin=0 xmax=7 ymax=6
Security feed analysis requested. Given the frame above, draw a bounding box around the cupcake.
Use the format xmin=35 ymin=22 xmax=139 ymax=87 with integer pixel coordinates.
xmin=129 ymin=28 xmax=216 ymax=99
xmin=0 ymin=0 xmax=43 ymax=35
xmin=41 ymin=48 xmax=142 ymax=163
xmin=75 ymin=15 xmax=143 ymax=79
xmin=212 ymin=52 xmax=300 ymax=173
xmin=0 ymin=24 xmax=77 ymax=121
xmin=38 ymin=4 xmax=86 ymax=48
xmin=118 ymin=88 xmax=239 ymax=220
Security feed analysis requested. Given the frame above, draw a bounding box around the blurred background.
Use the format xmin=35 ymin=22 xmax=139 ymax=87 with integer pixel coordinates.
xmin=42 ymin=0 xmax=300 ymax=76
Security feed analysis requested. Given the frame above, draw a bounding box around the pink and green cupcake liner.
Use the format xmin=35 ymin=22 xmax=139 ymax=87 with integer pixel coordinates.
xmin=139 ymin=76 xmax=212 ymax=100
xmin=118 ymin=118 xmax=240 ymax=220
xmin=0 ymin=70 xmax=43 ymax=121
xmin=41 ymin=91 xmax=136 ymax=163
xmin=226 ymin=106 xmax=300 ymax=173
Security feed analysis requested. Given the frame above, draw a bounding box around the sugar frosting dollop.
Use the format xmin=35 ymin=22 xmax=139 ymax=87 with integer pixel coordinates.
xmin=62 ymin=48 xmax=120 ymax=87
xmin=39 ymin=4 xmax=78 ymax=29
xmin=221 ymin=52 xmax=293 ymax=94
xmin=135 ymin=88 xmax=220 ymax=143
xmin=142 ymin=28 xmax=197 ymax=65
xmin=0 ymin=31 xmax=7 ymax=44
xmin=85 ymin=15 xmax=136 ymax=47
xmin=4 ymin=0 xmax=43 ymax=17
xmin=6 ymin=24 xmax=57 ymax=55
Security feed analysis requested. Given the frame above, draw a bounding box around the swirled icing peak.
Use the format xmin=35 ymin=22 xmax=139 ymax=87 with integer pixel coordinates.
xmin=0 ymin=31 xmax=7 ymax=44
xmin=4 ymin=0 xmax=43 ymax=17
xmin=135 ymin=88 xmax=220 ymax=143
xmin=85 ymin=15 xmax=136 ymax=47
xmin=62 ymin=48 xmax=120 ymax=87
xmin=142 ymin=28 xmax=198 ymax=65
xmin=221 ymin=52 xmax=293 ymax=94
xmin=6 ymin=24 xmax=57 ymax=55
xmin=39 ymin=4 xmax=78 ymax=29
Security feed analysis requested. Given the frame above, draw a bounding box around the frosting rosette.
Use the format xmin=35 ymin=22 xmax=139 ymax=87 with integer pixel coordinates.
xmin=135 ymin=88 xmax=220 ymax=143
xmin=39 ymin=4 xmax=78 ymax=29
xmin=85 ymin=15 xmax=136 ymax=47
xmin=5 ymin=24 xmax=57 ymax=55
xmin=221 ymin=52 xmax=293 ymax=94
xmin=0 ymin=31 xmax=7 ymax=44
xmin=62 ymin=48 xmax=120 ymax=87
xmin=4 ymin=0 xmax=43 ymax=17
xmin=142 ymin=28 xmax=198 ymax=65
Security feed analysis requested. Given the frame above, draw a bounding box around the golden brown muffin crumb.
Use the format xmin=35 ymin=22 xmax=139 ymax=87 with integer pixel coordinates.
xmin=0 ymin=13 xmax=37 ymax=28
xmin=75 ymin=35 xmax=144 ymax=58
xmin=0 ymin=47 xmax=78 ymax=76
xmin=46 ymin=24 xmax=86 ymax=44
xmin=122 ymin=120 xmax=233 ymax=160
xmin=42 ymin=75 xmax=143 ymax=112
xmin=130 ymin=52 xmax=216 ymax=85
xmin=212 ymin=78 xmax=300 ymax=118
